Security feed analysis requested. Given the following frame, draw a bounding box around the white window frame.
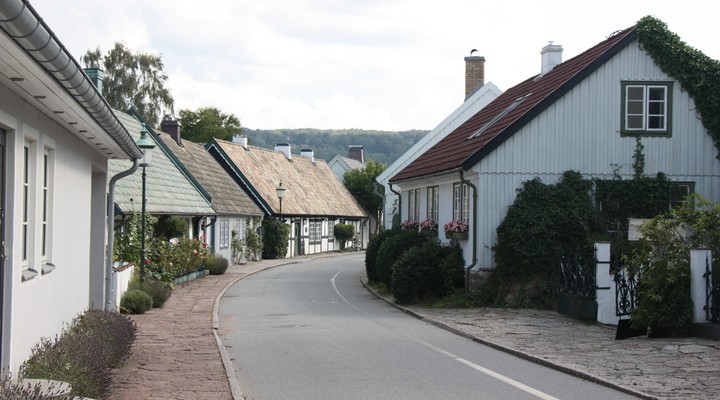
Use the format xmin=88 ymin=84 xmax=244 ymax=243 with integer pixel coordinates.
xmin=219 ymin=220 xmax=230 ymax=248
xmin=407 ymin=188 xmax=420 ymax=222
xmin=41 ymin=146 xmax=54 ymax=267
xmin=453 ymin=183 xmax=469 ymax=224
xmin=427 ymin=186 xmax=439 ymax=222
xmin=621 ymin=81 xmax=672 ymax=136
xmin=327 ymin=220 xmax=334 ymax=241
xmin=309 ymin=220 xmax=321 ymax=243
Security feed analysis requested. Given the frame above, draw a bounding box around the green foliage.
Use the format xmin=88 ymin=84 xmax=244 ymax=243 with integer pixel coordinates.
xmin=375 ymin=229 xmax=429 ymax=290
xmin=178 ymin=107 xmax=242 ymax=143
xmin=636 ymin=16 xmax=720 ymax=159
xmin=245 ymin=226 xmax=263 ymax=261
xmin=81 ymin=42 xmax=173 ymax=127
xmin=391 ymin=242 xmax=464 ymax=304
xmin=206 ymin=254 xmax=230 ymax=275
xmin=262 ymin=219 xmax=290 ymax=259
xmin=128 ymin=278 xmax=172 ymax=308
xmin=493 ymin=171 xmax=603 ymax=282
xmin=153 ymin=215 xmax=188 ymax=240
xmin=120 ymin=289 xmax=154 ymax=314
xmin=625 ymin=194 xmax=720 ymax=335
xmin=632 ymin=137 xmax=645 ymax=180
xmin=343 ymin=160 xmax=386 ymax=235
xmin=114 ymin=212 xmax=158 ymax=265
xmin=243 ymin=128 xmax=426 ymax=166
xmin=20 ymin=310 xmax=136 ymax=399
xmin=146 ymin=237 xmax=211 ymax=283
xmin=365 ymin=229 xmax=397 ymax=283
xmin=333 ymin=224 xmax=356 ymax=251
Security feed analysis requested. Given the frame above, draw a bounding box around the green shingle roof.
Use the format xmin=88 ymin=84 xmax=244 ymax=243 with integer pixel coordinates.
xmin=109 ymin=112 xmax=215 ymax=216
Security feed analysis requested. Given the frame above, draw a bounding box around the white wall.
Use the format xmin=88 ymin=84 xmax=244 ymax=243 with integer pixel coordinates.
xmin=1 ymin=84 xmax=110 ymax=374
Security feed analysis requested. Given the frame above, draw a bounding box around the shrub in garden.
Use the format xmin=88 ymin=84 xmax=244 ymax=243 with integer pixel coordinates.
xmin=391 ymin=242 xmax=464 ymax=304
xmin=20 ymin=310 xmax=137 ymax=399
xmin=206 ymin=254 xmax=229 ymax=275
xmin=120 ymin=289 xmax=153 ymax=314
xmin=153 ymin=215 xmax=189 ymax=240
xmin=333 ymin=224 xmax=356 ymax=250
xmin=375 ymin=229 xmax=428 ymax=290
xmin=365 ymin=229 xmax=397 ymax=283
xmin=245 ymin=226 xmax=263 ymax=261
xmin=262 ymin=218 xmax=290 ymax=259
xmin=146 ymin=236 xmax=211 ymax=283
xmin=129 ymin=278 xmax=172 ymax=308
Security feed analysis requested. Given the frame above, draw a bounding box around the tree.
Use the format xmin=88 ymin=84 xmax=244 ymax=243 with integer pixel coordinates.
xmin=81 ymin=42 xmax=174 ymax=127
xmin=178 ymin=107 xmax=241 ymax=143
xmin=343 ymin=160 xmax=386 ymax=235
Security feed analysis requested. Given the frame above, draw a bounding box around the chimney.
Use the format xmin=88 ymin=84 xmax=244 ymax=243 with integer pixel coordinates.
xmin=160 ymin=115 xmax=182 ymax=146
xmin=540 ymin=42 xmax=563 ymax=75
xmin=348 ymin=145 xmax=364 ymax=164
xmin=274 ymin=143 xmax=292 ymax=160
xmin=232 ymin=134 xmax=248 ymax=150
xmin=300 ymin=148 xmax=315 ymax=163
xmin=84 ymin=68 xmax=104 ymax=94
xmin=464 ymin=53 xmax=485 ymax=100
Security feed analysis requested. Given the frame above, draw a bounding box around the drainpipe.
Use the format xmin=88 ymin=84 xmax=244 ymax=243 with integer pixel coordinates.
xmin=388 ymin=183 xmax=401 ymax=228
xmin=460 ymin=170 xmax=478 ymax=293
xmin=105 ymin=160 xmax=139 ymax=311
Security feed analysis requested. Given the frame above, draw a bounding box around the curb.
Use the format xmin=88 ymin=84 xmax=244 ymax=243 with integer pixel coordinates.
xmin=360 ymin=278 xmax=659 ymax=400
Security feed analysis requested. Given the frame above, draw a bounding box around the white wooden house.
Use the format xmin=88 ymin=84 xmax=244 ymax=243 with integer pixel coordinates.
xmin=389 ymin=19 xmax=720 ymax=286
xmin=0 ymin=1 xmax=144 ymax=374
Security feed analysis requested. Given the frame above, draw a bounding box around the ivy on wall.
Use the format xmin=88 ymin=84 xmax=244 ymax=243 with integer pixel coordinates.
xmin=635 ymin=16 xmax=720 ymax=159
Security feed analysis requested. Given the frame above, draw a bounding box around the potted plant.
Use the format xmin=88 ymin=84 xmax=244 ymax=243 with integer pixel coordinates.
xmin=400 ymin=220 xmax=419 ymax=230
xmin=419 ymin=219 xmax=438 ymax=237
xmin=444 ymin=221 xmax=469 ymax=240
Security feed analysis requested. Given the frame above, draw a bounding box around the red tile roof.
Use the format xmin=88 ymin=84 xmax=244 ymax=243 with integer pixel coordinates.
xmin=390 ymin=25 xmax=637 ymax=183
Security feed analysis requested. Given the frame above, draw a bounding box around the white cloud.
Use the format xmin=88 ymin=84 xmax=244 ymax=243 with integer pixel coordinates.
xmin=29 ymin=0 xmax=720 ymax=131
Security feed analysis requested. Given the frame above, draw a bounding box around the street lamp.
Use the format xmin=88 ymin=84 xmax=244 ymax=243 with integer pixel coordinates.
xmin=276 ymin=182 xmax=286 ymax=220
xmin=136 ymin=124 xmax=155 ymax=283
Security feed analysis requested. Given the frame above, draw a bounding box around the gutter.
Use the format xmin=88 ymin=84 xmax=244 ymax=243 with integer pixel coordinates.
xmin=0 ymin=0 xmax=142 ymax=159
xmin=460 ymin=169 xmax=478 ymax=293
xmin=388 ymin=183 xmax=401 ymax=228
xmin=105 ymin=160 xmax=139 ymax=311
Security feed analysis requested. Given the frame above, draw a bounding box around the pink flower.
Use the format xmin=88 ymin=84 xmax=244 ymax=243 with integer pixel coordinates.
xmin=192 ymin=249 xmax=198 ymax=255
xmin=444 ymin=221 xmax=469 ymax=233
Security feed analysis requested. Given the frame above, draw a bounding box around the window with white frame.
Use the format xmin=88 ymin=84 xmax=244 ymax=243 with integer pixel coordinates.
xmin=22 ymin=143 xmax=32 ymax=268
xmin=219 ymin=220 xmax=230 ymax=248
xmin=452 ymin=183 xmax=469 ymax=224
xmin=407 ymin=188 xmax=420 ymax=222
xmin=621 ymin=81 xmax=672 ymax=136
xmin=309 ymin=220 xmax=322 ymax=243
xmin=328 ymin=220 xmax=334 ymax=241
xmin=41 ymin=147 xmax=54 ymax=264
xmin=427 ymin=186 xmax=439 ymax=222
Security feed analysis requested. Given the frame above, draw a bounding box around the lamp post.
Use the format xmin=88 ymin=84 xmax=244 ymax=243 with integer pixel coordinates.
xmin=136 ymin=124 xmax=155 ymax=283
xmin=276 ymin=182 xmax=286 ymax=220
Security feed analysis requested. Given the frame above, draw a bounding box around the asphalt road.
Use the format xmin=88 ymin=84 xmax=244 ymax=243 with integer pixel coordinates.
xmin=219 ymin=253 xmax=638 ymax=400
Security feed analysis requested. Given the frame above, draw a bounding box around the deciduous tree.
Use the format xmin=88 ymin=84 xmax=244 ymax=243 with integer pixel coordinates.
xmin=343 ymin=159 xmax=386 ymax=235
xmin=178 ymin=107 xmax=241 ymax=143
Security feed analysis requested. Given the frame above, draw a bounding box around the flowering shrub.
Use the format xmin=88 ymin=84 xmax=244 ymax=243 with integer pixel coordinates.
xmin=400 ymin=220 xmax=418 ymax=229
xmin=145 ymin=235 xmax=210 ymax=283
xmin=419 ymin=219 xmax=438 ymax=231
xmin=444 ymin=220 xmax=469 ymax=233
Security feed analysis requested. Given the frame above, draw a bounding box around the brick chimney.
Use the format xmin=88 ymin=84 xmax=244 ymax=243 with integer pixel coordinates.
xmin=540 ymin=42 xmax=563 ymax=75
xmin=274 ymin=143 xmax=292 ymax=160
xmin=84 ymin=68 xmax=104 ymax=94
xmin=348 ymin=145 xmax=364 ymax=164
xmin=160 ymin=115 xmax=182 ymax=146
xmin=464 ymin=53 xmax=485 ymax=100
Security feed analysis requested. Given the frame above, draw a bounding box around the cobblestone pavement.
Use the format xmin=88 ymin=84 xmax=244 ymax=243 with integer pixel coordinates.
xmin=109 ymin=254 xmax=720 ymax=399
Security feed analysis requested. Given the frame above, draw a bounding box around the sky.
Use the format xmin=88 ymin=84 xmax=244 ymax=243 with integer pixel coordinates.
xmin=29 ymin=0 xmax=719 ymax=131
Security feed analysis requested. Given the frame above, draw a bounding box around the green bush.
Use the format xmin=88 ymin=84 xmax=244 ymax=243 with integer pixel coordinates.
xmin=206 ymin=254 xmax=229 ymax=275
xmin=20 ymin=310 xmax=137 ymax=399
xmin=333 ymin=224 xmax=356 ymax=251
xmin=391 ymin=242 xmax=464 ymax=304
xmin=121 ymin=289 xmax=153 ymax=314
xmin=245 ymin=226 xmax=263 ymax=261
xmin=262 ymin=218 xmax=290 ymax=259
xmin=365 ymin=229 xmax=396 ymax=283
xmin=129 ymin=278 xmax=172 ymax=308
xmin=375 ymin=229 xmax=428 ymax=290
xmin=154 ymin=215 xmax=189 ymax=240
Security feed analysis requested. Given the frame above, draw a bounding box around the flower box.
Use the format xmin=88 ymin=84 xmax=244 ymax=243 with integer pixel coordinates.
xmin=445 ymin=231 xmax=468 ymax=240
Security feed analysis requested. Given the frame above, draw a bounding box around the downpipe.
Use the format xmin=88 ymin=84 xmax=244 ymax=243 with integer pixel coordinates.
xmin=388 ymin=183 xmax=401 ymax=228
xmin=460 ymin=170 xmax=478 ymax=293
xmin=105 ymin=159 xmax=139 ymax=311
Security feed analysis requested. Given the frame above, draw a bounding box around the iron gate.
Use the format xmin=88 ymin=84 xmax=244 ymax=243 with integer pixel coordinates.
xmin=705 ymin=255 xmax=719 ymax=323
xmin=614 ymin=267 xmax=641 ymax=316
xmin=557 ymin=252 xmax=597 ymax=319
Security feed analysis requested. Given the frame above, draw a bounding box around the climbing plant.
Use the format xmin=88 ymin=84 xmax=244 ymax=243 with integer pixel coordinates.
xmin=635 ymin=16 xmax=720 ymax=159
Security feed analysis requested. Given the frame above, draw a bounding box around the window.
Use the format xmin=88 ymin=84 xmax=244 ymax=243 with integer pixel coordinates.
xmin=670 ymin=182 xmax=694 ymax=210
xmin=328 ymin=221 xmax=334 ymax=241
xmin=452 ymin=183 xmax=469 ymax=224
xmin=621 ymin=81 xmax=672 ymax=136
xmin=407 ymin=189 xmax=420 ymax=222
xmin=309 ymin=220 xmax=322 ymax=243
xmin=41 ymin=148 xmax=54 ymax=264
xmin=427 ymin=186 xmax=439 ymax=222
xmin=22 ymin=144 xmax=31 ymax=265
xmin=467 ymin=94 xmax=531 ymax=139
xmin=219 ymin=220 xmax=230 ymax=248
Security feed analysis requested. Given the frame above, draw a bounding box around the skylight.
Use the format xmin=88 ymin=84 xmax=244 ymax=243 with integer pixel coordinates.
xmin=467 ymin=93 xmax=532 ymax=139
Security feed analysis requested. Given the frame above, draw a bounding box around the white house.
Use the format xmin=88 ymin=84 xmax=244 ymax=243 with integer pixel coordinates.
xmin=155 ymin=121 xmax=264 ymax=263
xmin=328 ymin=145 xmax=365 ymax=182
xmin=0 ymin=1 xmax=144 ymax=374
xmin=207 ymin=138 xmax=368 ymax=256
xmin=389 ymin=18 xmax=720 ymax=288
xmin=376 ymin=55 xmax=501 ymax=229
